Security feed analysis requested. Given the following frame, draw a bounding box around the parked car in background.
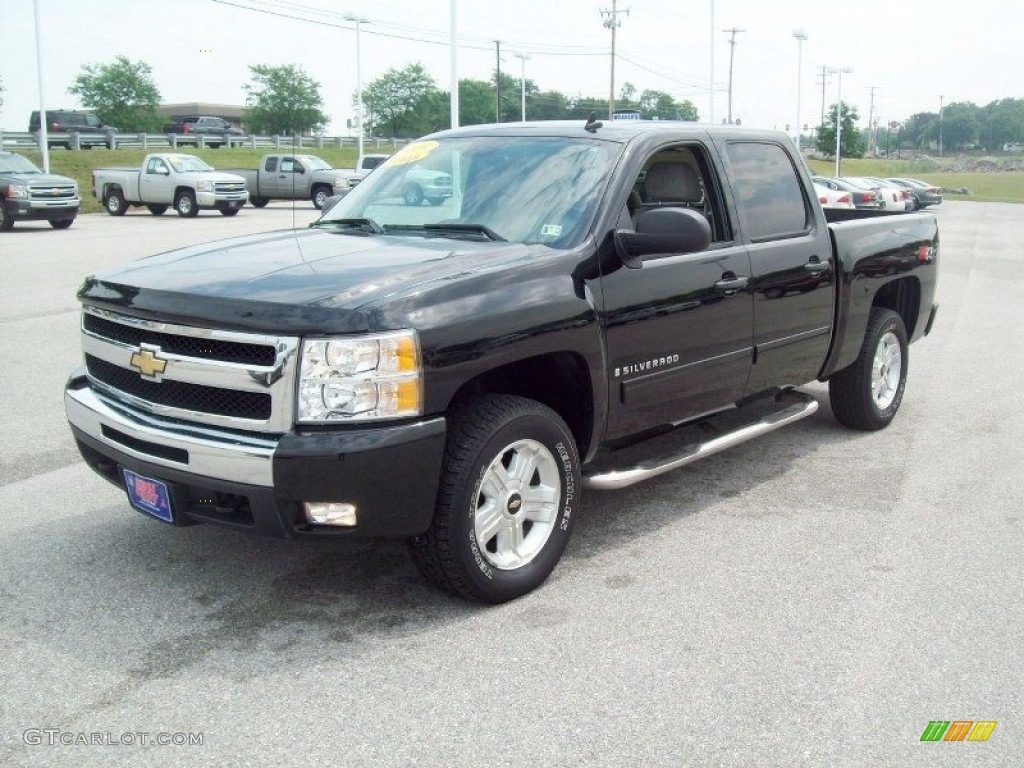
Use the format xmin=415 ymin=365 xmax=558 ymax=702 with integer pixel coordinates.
xmin=92 ymin=153 xmax=248 ymax=217
xmin=0 ymin=151 xmax=80 ymax=231
xmin=337 ymin=153 xmax=391 ymax=188
xmin=812 ymin=181 xmax=854 ymax=209
xmin=887 ymin=178 xmax=943 ymax=209
xmin=812 ymin=176 xmax=883 ymax=209
xmin=29 ymin=109 xmax=118 ymax=149
xmin=847 ymin=176 xmax=911 ymax=211
xmin=222 ymin=154 xmax=352 ymax=209
xmin=162 ymin=116 xmax=244 ymax=148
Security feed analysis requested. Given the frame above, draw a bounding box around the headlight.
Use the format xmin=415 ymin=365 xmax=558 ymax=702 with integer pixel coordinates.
xmin=196 ymin=180 xmax=214 ymax=192
xmin=6 ymin=184 xmax=28 ymax=199
xmin=297 ymin=330 xmax=422 ymax=422
xmin=333 ymin=176 xmax=349 ymax=189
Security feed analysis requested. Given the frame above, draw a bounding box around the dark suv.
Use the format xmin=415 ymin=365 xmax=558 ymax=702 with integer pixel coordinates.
xmin=162 ymin=115 xmax=244 ymax=147
xmin=28 ymin=110 xmax=118 ymax=149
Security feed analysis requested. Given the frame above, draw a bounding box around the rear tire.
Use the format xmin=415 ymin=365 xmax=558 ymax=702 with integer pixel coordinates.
xmin=403 ymin=183 xmax=424 ymax=206
xmin=49 ymin=218 xmax=74 ymax=229
xmin=409 ymin=395 xmax=580 ymax=603
xmin=175 ymin=190 xmax=199 ymax=218
xmin=250 ymin=197 xmax=270 ymax=208
xmin=829 ymin=308 xmax=909 ymax=431
xmin=147 ymin=205 xmax=168 ymax=216
xmin=427 ymin=197 xmax=445 ymax=206
xmin=104 ymin=190 xmax=127 ymax=216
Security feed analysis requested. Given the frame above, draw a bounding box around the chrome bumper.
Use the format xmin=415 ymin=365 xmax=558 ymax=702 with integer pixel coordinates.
xmin=65 ymin=379 xmax=278 ymax=487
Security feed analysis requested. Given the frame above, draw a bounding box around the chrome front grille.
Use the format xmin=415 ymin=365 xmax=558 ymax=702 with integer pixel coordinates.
xmin=214 ymin=181 xmax=247 ymax=194
xmin=29 ymin=184 xmax=77 ymax=201
xmin=80 ymin=307 xmax=299 ymax=433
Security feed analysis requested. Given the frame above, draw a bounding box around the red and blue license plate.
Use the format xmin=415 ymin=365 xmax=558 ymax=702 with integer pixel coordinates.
xmin=123 ymin=469 xmax=174 ymax=523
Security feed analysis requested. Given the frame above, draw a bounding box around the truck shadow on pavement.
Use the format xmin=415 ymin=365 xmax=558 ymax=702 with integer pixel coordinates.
xmin=6 ymin=388 xmax=894 ymax=688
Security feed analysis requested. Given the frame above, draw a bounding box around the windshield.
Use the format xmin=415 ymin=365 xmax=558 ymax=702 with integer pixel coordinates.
xmin=320 ymin=135 xmax=621 ymax=248
xmin=0 ymin=154 xmax=42 ymax=174
xmin=166 ymin=155 xmax=214 ymax=173
xmin=300 ymin=155 xmax=332 ymax=171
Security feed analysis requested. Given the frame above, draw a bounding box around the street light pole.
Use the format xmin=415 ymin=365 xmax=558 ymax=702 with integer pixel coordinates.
xmin=792 ymin=30 xmax=808 ymax=147
xmin=513 ymin=53 xmax=529 ymax=122
xmin=343 ymin=14 xmax=368 ymax=168
xmin=828 ymin=66 xmax=853 ymax=176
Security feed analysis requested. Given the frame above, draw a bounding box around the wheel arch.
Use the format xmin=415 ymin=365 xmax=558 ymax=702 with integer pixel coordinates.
xmin=444 ymin=351 xmax=595 ymax=461
xmin=872 ymin=276 xmax=921 ymax=340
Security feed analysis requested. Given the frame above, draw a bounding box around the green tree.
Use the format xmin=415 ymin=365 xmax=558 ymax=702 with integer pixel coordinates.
xmin=364 ymin=63 xmax=439 ymax=138
xmin=982 ymin=98 xmax=1024 ymax=150
xmin=919 ymin=101 xmax=980 ymax=151
xmin=67 ymin=55 xmax=161 ymax=131
xmin=529 ymin=90 xmax=570 ymax=120
xmin=638 ymin=89 xmax=698 ymax=121
xmin=244 ymin=64 xmax=328 ymax=135
xmin=900 ymin=112 xmax=937 ymax=146
xmin=458 ymin=79 xmax=496 ymax=126
xmin=816 ymin=102 xmax=866 ymax=158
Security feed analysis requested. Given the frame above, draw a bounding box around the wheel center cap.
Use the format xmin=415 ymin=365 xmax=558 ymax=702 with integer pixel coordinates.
xmin=506 ymin=493 xmax=523 ymax=515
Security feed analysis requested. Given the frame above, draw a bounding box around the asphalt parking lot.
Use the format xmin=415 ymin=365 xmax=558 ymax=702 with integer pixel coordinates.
xmin=0 ymin=201 xmax=1020 ymax=767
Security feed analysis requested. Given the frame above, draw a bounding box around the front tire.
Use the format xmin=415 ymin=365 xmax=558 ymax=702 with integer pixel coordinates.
xmin=104 ymin=190 xmax=127 ymax=216
xmin=0 ymin=202 xmax=13 ymax=232
xmin=829 ymin=308 xmax=909 ymax=430
xmin=403 ymin=183 xmax=424 ymax=206
xmin=311 ymin=186 xmax=331 ymax=210
xmin=220 ymin=206 xmax=239 ymax=217
xmin=250 ymin=197 xmax=270 ymax=208
xmin=410 ymin=395 xmax=580 ymax=603
xmin=49 ymin=218 xmax=74 ymax=229
xmin=175 ymin=190 xmax=199 ymax=218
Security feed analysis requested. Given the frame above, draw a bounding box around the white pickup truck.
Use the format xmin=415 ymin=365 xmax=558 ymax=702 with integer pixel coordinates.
xmin=340 ymin=153 xmax=389 ymax=188
xmin=92 ymin=154 xmax=249 ymax=218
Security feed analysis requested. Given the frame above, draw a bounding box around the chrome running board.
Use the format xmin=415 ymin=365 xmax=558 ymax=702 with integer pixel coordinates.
xmin=583 ymin=390 xmax=819 ymax=490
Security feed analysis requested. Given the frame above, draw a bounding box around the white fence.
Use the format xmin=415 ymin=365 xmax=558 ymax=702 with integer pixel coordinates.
xmin=0 ymin=131 xmax=408 ymax=152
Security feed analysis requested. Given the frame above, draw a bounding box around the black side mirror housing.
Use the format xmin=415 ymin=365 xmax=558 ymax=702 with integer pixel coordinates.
xmin=614 ymin=207 xmax=712 ymax=269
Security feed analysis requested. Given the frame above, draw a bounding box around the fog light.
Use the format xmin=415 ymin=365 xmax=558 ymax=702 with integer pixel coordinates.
xmin=304 ymin=502 xmax=357 ymax=527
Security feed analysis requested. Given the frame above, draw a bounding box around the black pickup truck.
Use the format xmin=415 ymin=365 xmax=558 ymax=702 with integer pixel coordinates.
xmin=65 ymin=121 xmax=938 ymax=603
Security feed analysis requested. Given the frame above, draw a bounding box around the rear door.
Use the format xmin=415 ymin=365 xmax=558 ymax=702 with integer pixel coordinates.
xmin=717 ymin=140 xmax=835 ymax=394
xmin=600 ymin=140 xmax=754 ymax=439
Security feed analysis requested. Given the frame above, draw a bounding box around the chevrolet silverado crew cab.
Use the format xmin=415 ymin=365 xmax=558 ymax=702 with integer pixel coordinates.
xmin=92 ymin=154 xmax=248 ymax=217
xmin=0 ymin=151 xmax=80 ymax=231
xmin=65 ymin=121 xmax=939 ymax=603
xmin=222 ymin=154 xmax=352 ymax=209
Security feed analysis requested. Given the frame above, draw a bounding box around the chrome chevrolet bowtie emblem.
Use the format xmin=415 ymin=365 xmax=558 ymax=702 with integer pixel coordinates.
xmin=130 ymin=346 xmax=168 ymax=379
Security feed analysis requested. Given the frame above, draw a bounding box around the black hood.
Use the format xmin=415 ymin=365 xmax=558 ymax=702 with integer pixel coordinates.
xmin=78 ymin=228 xmax=540 ymax=334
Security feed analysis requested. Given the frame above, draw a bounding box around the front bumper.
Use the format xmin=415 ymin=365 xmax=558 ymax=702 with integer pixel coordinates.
xmin=65 ymin=374 xmax=447 ymax=538
xmin=196 ymin=192 xmax=249 ymax=209
xmin=4 ymin=197 xmax=80 ymax=221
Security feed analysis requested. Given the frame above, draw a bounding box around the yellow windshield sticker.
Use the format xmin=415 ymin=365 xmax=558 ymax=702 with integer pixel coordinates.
xmin=384 ymin=141 xmax=439 ymax=167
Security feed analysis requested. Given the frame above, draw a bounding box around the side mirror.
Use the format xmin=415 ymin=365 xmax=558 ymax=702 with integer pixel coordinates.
xmin=295 ymin=166 xmax=306 ymax=175
xmin=614 ymin=207 xmax=712 ymax=269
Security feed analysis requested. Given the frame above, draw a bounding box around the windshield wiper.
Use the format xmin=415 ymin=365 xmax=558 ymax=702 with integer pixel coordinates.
xmin=310 ymin=217 xmax=385 ymax=235
xmin=421 ymin=223 xmax=506 ymax=242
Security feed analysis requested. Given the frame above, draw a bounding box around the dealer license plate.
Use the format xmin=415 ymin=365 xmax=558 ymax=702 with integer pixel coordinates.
xmin=123 ymin=469 xmax=174 ymax=523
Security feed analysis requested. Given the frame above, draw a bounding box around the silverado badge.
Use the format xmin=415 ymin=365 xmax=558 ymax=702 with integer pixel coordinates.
xmin=130 ymin=346 xmax=168 ymax=380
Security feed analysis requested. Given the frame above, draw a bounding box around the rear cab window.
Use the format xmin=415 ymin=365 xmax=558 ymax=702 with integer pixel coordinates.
xmin=723 ymin=142 xmax=811 ymax=242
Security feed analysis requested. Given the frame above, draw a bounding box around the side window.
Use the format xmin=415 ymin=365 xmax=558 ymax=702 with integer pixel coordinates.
xmin=629 ymin=144 xmax=733 ymax=243
xmin=725 ymin=142 xmax=810 ymax=242
xmin=146 ymin=158 xmax=167 ymax=174
xmin=280 ymin=157 xmax=297 ymax=173
xmin=265 ymin=157 xmax=278 ymax=172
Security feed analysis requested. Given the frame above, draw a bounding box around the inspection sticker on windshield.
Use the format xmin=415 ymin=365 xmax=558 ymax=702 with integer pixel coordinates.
xmin=541 ymin=224 xmax=563 ymax=237
xmin=385 ymin=140 xmax=439 ymax=167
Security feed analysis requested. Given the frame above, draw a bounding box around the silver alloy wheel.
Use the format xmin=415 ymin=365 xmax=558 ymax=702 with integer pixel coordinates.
xmin=313 ymin=188 xmax=328 ymax=209
xmin=872 ymin=331 xmax=902 ymax=410
xmin=106 ymin=194 xmax=121 ymax=214
xmin=474 ymin=438 xmax=561 ymax=570
xmin=177 ymin=195 xmax=193 ymax=215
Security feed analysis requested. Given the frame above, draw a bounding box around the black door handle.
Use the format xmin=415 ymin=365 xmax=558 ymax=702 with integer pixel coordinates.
xmin=714 ymin=276 xmax=749 ymax=295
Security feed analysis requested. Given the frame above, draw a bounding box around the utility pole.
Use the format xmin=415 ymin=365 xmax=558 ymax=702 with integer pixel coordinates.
xmin=495 ymin=40 xmax=502 ymax=122
xmin=449 ymin=0 xmax=459 ymax=128
xmin=513 ymin=52 xmax=529 ymax=122
xmin=939 ymin=94 xmax=944 ymax=157
xmin=723 ymin=27 xmax=744 ymax=124
xmin=866 ymin=86 xmax=878 ymax=155
xmin=600 ymin=1 xmax=629 ymax=119
xmin=816 ymin=65 xmax=831 ymax=130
